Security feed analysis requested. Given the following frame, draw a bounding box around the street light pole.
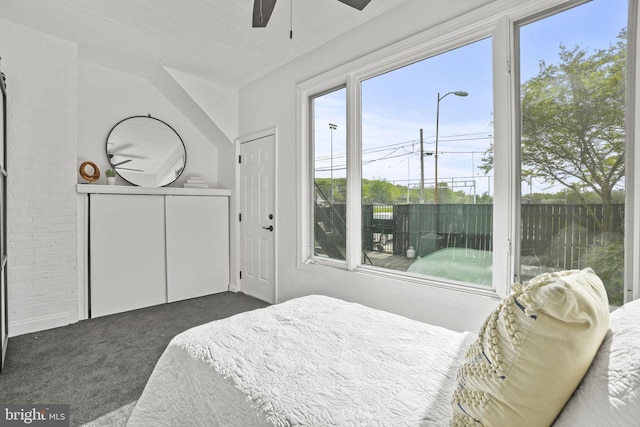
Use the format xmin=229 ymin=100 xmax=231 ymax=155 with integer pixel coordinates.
xmin=419 ymin=128 xmax=424 ymax=203
xmin=329 ymin=123 xmax=337 ymax=202
xmin=434 ymin=90 xmax=468 ymax=204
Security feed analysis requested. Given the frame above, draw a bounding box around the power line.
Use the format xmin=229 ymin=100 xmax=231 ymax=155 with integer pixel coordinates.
xmin=315 ymin=130 xmax=491 ymax=159
xmin=315 ymin=139 xmax=418 ymax=161
xmin=315 ymin=132 xmax=493 ymax=172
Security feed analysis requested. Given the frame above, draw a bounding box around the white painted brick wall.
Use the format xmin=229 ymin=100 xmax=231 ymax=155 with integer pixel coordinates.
xmin=0 ymin=19 xmax=79 ymax=336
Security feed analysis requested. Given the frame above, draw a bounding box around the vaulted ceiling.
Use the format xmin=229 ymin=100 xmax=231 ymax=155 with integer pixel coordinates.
xmin=0 ymin=0 xmax=411 ymax=89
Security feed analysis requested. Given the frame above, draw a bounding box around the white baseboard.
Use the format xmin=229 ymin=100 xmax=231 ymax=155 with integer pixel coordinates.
xmin=9 ymin=313 xmax=71 ymax=337
xmin=228 ymin=281 xmax=240 ymax=292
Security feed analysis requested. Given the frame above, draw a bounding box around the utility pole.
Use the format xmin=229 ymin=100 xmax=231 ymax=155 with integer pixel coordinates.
xmin=329 ymin=123 xmax=337 ymax=203
xmin=419 ymin=128 xmax=424 ymax=203
xmin=407 ymin=156 xmax=410 ymax=204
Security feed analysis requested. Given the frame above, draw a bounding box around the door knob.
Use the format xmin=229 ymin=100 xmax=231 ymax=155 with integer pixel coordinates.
xmin=262 ymin=225 xmax=274 ymax=232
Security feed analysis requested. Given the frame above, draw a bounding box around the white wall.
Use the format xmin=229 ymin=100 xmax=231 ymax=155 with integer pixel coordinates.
xmin=76 ymin=61 xmax=239 ymax=315
xmin=0 ymin=20 xmax=233 ymax=336
xmin=0 ymin=19 xmax=79 ymax=336
xmin=165 ymin=67 xmax=238 ymax=145
xmin=77 ymin=61 xmax=219 ymax=188
xmin=237 ymin=0 xmax=504 ymax=332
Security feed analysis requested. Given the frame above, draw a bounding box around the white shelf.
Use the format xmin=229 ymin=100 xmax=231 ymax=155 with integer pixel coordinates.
xmin=77 ymin=184 xmax=231 ymax=196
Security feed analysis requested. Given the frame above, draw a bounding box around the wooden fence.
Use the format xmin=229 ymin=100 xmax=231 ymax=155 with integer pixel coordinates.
xmin=361 ymin=203 xmax=624 ymax=271
xmin=519 ymin=203 xmax=624 ymax=270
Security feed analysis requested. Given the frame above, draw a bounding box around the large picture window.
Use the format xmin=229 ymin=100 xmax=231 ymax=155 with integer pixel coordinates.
xmin=305 ymin=0 xmax=634 ymax=299
xmin=360 ymin=38 xmax=494 ymax=286
xmin=516 ymin=0 xmax=627 ymax=304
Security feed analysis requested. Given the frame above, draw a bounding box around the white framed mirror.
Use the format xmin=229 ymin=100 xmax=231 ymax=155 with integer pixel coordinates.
xmin=106 ymin=115 xmax=186 ymax=187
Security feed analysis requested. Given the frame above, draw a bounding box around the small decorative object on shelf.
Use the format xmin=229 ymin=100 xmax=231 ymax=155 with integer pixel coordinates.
xmin=105 ymin=169 xmax=116 ymax=185
xmin=183 ymin=176 xmax=209 ymax=189
xmin=79 ymin=161 xmax=100 ymax=183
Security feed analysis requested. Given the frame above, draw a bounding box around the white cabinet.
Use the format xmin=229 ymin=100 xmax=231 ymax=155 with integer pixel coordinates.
xmin=166 ymin=196 xmax=229 ymax=302
xmin=90 ymin=194 xmax=167 ymax=318
xmin=85 ymin=188 xmax=230 ymax=318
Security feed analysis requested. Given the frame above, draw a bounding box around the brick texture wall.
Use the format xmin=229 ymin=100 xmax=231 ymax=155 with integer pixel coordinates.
xmin=0 ymin=19 xmax=79 ymax=336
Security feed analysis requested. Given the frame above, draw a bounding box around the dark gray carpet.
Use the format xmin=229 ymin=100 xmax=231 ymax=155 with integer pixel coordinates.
xmin=0 ymin=291 xmax=269 ymax=426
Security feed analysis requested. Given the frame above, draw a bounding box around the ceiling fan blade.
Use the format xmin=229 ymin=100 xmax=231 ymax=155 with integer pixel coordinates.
xmin=109 ymin=153 xmax=146 ymax=160
xmin=108 ymin=142 xmax=135 ymax=154
xmin=112 ymin=159 xmax=132 ymax=167
xmin=252 ymin=0 xmax=277 ymax=27
xmin=337 ymin=0 xmax=372 ymax=11
xmin=116 ymin=166 xmax=145 ymax=172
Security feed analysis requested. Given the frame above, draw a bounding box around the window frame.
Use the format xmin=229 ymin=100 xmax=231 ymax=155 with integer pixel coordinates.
xmin=309 ymin=84 xmax=349 ymax=268
xmin=297 ymin=0 xmax=639 ymax=301
xmin=627 ymin=0 xmax=640 ymax=303
xmin=511 ymin=0 xmax=637 ymax=303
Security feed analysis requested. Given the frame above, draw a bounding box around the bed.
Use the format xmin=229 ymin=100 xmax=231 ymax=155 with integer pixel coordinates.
xmin=127 ymin=295 xmax=476 ymax=426
xmin=127 ymin=269 xmax=640 ymax=427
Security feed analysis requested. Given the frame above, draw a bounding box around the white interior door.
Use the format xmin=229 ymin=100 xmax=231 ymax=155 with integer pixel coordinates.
xmin=240 ymin=134 xmax=276 ymax=303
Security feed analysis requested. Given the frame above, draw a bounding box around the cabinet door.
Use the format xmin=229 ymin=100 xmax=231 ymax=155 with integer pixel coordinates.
xmin=90 ymin=194 xmax=167 ymax=317
xmin=165 ymin=196 xmax=229 ymax=302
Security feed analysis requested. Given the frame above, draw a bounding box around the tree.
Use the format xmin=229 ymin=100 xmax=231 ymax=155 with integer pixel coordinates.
xmin=481 ymin=30 xmax=626 ymax=232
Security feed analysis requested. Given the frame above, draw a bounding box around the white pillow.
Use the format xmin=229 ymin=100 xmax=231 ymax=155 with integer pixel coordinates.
xmin=553 ymin=298 xmax=640 ymax=426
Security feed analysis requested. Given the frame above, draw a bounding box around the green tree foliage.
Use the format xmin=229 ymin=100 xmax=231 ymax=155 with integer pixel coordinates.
xmin=363 ymin=177 xmax=402 ymax=204
xmin=482 ymin=30 xmax=626 ymax=232
xmin=584 ymin=239 xmax=624 ymax=306
xmin=317 ymin=177 xmax=484 ymax=205
xmin=315 ymin=178 xmax=346 ymax=203
xmin=362 ymin=178 xmax=478 ymax=205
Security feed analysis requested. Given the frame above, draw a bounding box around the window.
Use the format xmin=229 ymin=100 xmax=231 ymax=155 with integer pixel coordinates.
xmin=360 ymin=39 xmax=494 ymax=286
xmin=517 ymin=0 xmax=627 ymax=305
xmin=312 ymin=87 xmax=347 ymax=262
xmin=303 ymin=0 xmax=635 ymax=298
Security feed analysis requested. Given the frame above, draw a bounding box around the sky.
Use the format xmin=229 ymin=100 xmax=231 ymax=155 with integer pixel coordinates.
xmin=313 ymin=0 xmax=628 ymax=199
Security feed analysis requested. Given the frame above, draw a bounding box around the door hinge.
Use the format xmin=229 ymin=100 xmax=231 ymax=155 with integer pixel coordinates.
xmin=238 ymin=155 xmax=242 ymax=164
xmin=239 ymin=213 xmax=242 ymax=222
xmin=239 ymin=271 xmax=242 ymax=279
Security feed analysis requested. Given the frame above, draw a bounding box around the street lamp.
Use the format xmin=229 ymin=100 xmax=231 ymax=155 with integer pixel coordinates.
xmin=329 ymin=123 xmax=337 ymax=202
xmin=434 ymin=90 xmax=468 ymax=204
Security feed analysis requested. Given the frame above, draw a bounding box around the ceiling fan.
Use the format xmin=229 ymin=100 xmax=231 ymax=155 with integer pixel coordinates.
xmin=107 ymin=143 xmax=146 ymax=172
xmin=110 ymin=158 xmax=145 ymax=173
xmin=252 ymin=0 xmax=372 ymax=28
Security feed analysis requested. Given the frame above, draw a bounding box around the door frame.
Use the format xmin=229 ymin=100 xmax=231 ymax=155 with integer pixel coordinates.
xmin=234 ymin=127 xmax=278 ymax=303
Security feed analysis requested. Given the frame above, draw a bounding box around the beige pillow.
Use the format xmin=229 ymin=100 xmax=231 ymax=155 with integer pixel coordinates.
xmin=451 ymin=268 xmax=609 ymax=427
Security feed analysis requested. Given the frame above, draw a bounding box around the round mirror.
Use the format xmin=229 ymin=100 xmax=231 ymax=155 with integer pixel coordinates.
xmin=106 ymin=115 xmax=186 ymax=187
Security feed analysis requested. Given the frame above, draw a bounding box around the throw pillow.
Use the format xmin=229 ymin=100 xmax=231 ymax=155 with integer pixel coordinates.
xmin=451 ymin=268 xmax=609 ymax=427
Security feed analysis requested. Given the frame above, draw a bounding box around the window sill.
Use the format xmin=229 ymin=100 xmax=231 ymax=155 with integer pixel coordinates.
xmin=303 ymin=256 xmax=502 ymax=299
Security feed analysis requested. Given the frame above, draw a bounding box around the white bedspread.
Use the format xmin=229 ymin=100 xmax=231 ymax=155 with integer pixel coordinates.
xmin=126 ymin=295 xmax=475 ymax=427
